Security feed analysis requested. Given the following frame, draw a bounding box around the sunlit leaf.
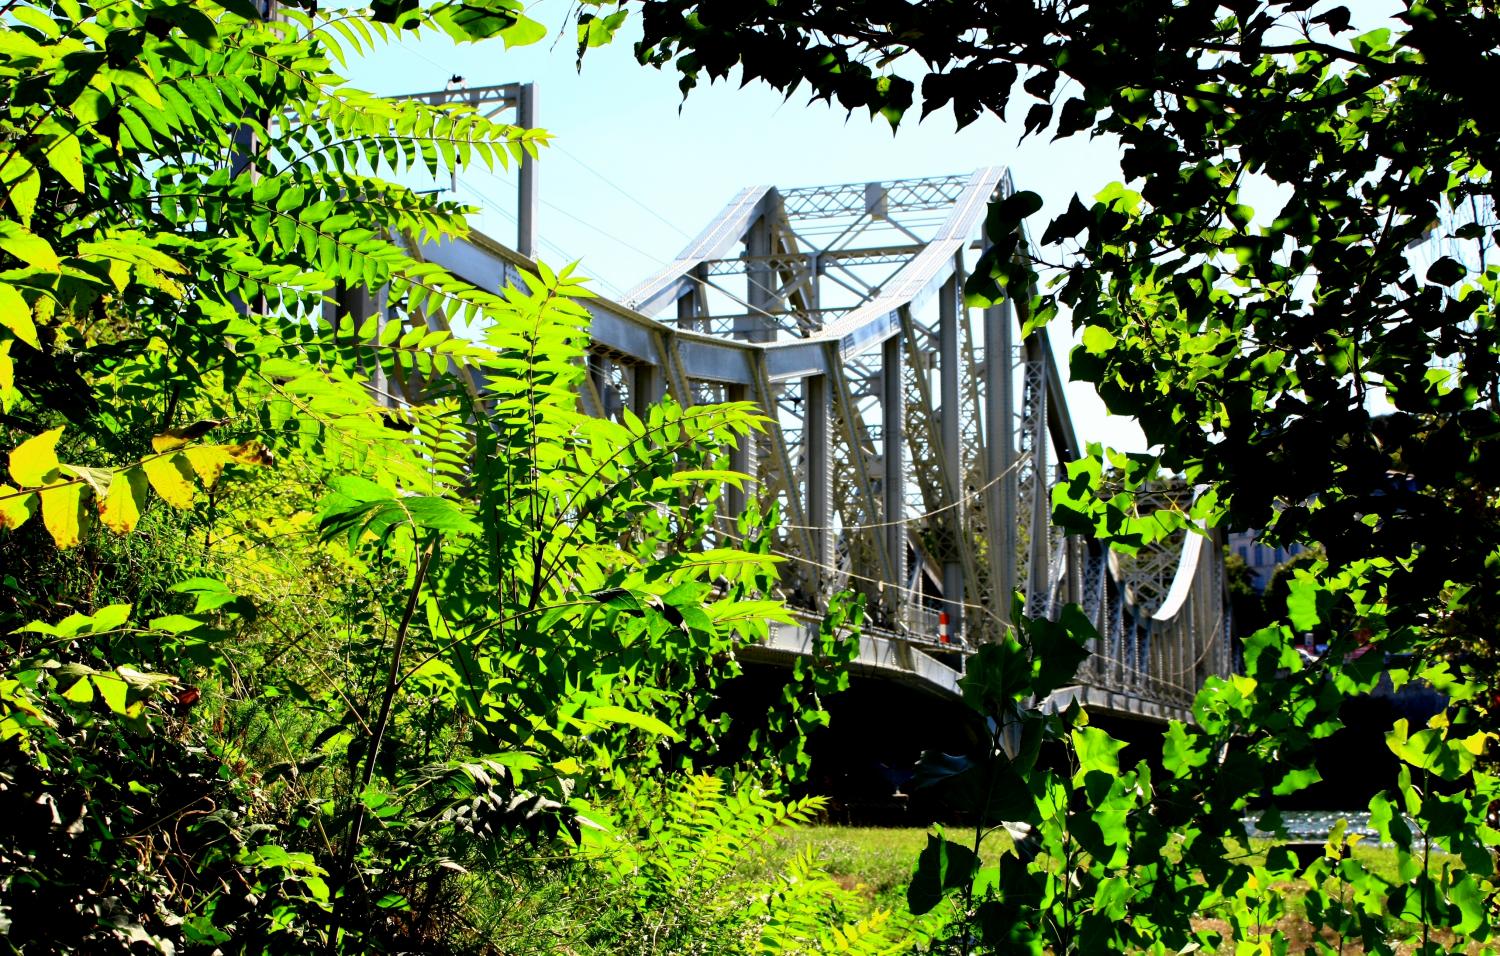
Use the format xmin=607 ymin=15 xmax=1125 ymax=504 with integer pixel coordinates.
xmin=99 ymin=467 xmax=147 ymax=534
xmin=142 ymin=454 xmax=197 ymax=509
xmin=40 ymin=481 xmax=86 ymax=548
xmin=9 ymin=426 xmax=62 ymax=486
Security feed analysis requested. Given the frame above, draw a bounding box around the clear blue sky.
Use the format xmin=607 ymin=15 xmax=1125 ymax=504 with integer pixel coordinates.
xmin=343 ymin=11 xmax=1151 ymax=450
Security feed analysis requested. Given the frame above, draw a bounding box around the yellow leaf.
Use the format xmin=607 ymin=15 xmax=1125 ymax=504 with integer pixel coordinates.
xmin=142 ymin=453 xmax=196 ymax=509
xmin=40 ymin=481 xmax=86 ymax=548
xmin=9 ymin=426 xmax=62 ymax=487
xmin=151 ymin=418 xmax=226 ymax=453
xmin=182 ymin=446 xmax=231 ymax=488
xmin=0 ymin=483 xmax=36 ymax=530
xmin=61 ymin=677 xmax=94 ymax=704
xmin=0 ymin=339 xmax=12 ymax=412
xmin=99 ymin=467 xmax=145 ymax=534
xmin=0 ymin=284 xmax=39 ymax=350
xmin=9 ymin=167 xmax=38 ymax=225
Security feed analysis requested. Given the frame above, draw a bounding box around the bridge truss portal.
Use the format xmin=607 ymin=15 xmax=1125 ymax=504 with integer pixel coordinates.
xmin=415 ymin=168 xmax=1234 ymax=724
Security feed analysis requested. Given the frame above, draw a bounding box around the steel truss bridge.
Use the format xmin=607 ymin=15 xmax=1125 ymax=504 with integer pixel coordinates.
xmin=409 ymin=167 xmax=1233 ymax=724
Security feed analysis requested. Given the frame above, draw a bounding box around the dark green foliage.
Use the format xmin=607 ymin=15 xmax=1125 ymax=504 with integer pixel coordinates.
xmin=597 ymin=1 xmax=1500 ymax=949
xmin=0 ymin=3 xmax=841 ymax=953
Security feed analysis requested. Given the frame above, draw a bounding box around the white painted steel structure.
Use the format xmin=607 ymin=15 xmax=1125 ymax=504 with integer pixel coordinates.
xmin=410 ymin=169 xmax=1233 ymax=724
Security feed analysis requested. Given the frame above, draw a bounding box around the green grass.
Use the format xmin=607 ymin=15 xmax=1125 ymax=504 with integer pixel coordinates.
xmin=749 ymin=826 xmax=1428 ymax=953
xmin=750 ymin=826 xmax=930 ymax=908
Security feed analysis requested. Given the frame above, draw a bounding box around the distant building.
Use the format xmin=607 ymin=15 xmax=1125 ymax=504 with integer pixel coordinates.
xmin=1226 ymin=530 xmax=1304 ymax=592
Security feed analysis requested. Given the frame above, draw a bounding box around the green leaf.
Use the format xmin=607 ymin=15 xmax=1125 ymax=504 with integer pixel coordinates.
xmin=907 ymin=831 xmax=979 ymax=915
xmin=501 ymin=14 xmax=546 ymax=48
xmin=44 ymin=133 xmax=85 ymax=192
xmin=92 ymin=673 xmax=130 ymax=715
xmin=0 ymin=283 xmax=38 ymax=349
xmin=0 ymin=221 xmax=59 ymax=270
xmin=1071 ymin=726 xmax=1126 ymax=780
xmin=584 ymin=704 xmax=681 ymax=740
xmin=9 ymin=167 xmax=39 ymax=223
xmin=1080 ymin=325 xmax=1116 ymax=355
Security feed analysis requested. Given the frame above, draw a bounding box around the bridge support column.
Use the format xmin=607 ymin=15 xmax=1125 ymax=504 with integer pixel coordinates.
xmin=632 ymin=362 xmax=663 ymax=418
xmin=727 ymin=382 xmax=756 ymax=520
xmin=676 ymin=274 xmax=700 ymax=333
xmin=805 ymin=373 xmax=832 ymax=600
xmin=1023 ymin=341 xmax=1050 ymax=614
xmin=881 ymin=333 xmax=905 ymax=619
xmin=516 ymin=82 xmax=537 ymax=260
xmin=983 ymin=279 xmax=1016 ymax=624
xmin=740 ymin=200 xmax=779 ymax=343
xmin=939 ymin=274 xmax=964 ymax=640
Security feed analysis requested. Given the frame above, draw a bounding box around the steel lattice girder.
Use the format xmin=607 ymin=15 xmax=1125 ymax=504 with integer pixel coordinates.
xmin=409 ymin=167 xmax=1233 ymax=718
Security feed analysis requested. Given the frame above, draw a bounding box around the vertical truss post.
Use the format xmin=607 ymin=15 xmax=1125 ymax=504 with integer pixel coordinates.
xmin=631 ymin=362 xmax=663 ymax=417
xmin=805 ymin=373 xmax=832 ymax=600
xmin=676 ymin=270 xmax=701 ymax=331
xmin=516 ymin=82 xmax=537 ymax=260
xmin=939 ymin=274 xmax=965 ymax=638
xmin=1022 ymin=340 xmax=1050 ymax=614
xmin=881 ymin=332 xmax=905 ymax=619
xmin=983 ymin=276 xmax=1016 ymax=626
xmin=741 ymin=200 xmax=778 ymax=343
xmin=727 ymin=383 xmax=756 ymax=519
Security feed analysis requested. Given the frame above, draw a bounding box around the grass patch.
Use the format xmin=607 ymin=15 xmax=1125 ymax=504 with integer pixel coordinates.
xmin=749 ymin=826 xmax=930 ymax=907
xmin=749 ymin=827 xmax=1460 ymax=954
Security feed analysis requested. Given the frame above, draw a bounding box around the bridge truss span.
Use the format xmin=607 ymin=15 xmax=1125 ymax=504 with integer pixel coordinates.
xmin=416 ymin=168 xmax=1233 ymax=724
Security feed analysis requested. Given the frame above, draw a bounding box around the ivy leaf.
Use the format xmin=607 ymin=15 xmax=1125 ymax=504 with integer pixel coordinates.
xmin=1162 ymin=721 xmax=1209 ymax=776
xmin=960 ymin=638 xmax=1031 ymax=713
xmin=99 ymin=467 xmax=146 ymax=534
xmin=40 ymin=480 xmax=86 ymax=548
xmin=1071 ymin=726 xmax=1126 ymax=780
xmin=9 ymin=426 xmax=62 ymax=486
